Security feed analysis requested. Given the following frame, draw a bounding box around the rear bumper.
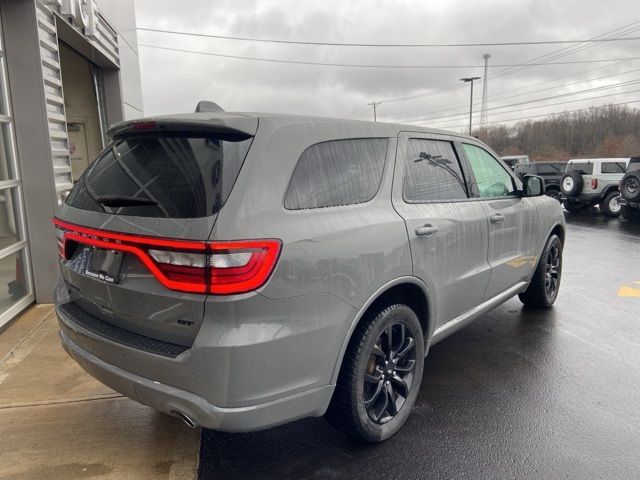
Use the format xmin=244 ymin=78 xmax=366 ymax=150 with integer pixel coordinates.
xmin=60 ymin=329 xmax=334 ymax=431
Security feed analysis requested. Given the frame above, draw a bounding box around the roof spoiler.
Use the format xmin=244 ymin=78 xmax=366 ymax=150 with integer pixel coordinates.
xmin=107 ymin=115 xmax=257 ymax=140
xmin=195 ymin=101 xmax=224 ymax=113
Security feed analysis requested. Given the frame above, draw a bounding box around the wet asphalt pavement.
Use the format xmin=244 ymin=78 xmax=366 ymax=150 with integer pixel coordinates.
xmin=199 ymin=213 xmax=640 ymax=480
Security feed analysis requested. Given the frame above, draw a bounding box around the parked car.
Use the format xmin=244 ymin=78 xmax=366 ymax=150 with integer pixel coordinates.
xmin=560 ymin=158 xmax=630 ymax=217
xmin=53 ymin=108 xmax=565 ymax=443
xmin=619 ymin=156 xmax=640 ymax=221
xmin=514 ymin=161 xmax=567 ymax=201
xmin=502 ymin=155 xmax=530 ymax=171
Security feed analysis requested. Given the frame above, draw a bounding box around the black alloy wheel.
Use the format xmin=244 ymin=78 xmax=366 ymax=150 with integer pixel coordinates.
xmin=325 ymin=304 xmax=424 ymax=443
xmin=544 ymin=240 xmax=561 ymax=301
xmin=519 ymin=234 xmax=563 ymax=308
xmin=363 ymin=323 xmax=416 ymax=424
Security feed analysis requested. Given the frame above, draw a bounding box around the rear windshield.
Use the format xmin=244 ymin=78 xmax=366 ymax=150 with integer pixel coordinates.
xmin=567 ymin=162 xmax=593 ymax=175
xmin=65 ymin=133 xmax=252 ymax=218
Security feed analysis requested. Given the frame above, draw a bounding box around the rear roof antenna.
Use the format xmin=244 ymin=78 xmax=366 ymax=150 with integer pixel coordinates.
xmin=195 ymin=101 xmax=224 ymax=113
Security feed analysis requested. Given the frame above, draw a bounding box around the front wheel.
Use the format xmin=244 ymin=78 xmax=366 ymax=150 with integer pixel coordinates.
xmin=325 ymin=304 xmax=424 ymax=443
xmin=519 ymin=234 xmax=563 ymax=309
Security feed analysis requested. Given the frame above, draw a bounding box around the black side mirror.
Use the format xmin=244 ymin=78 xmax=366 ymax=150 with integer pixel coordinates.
xmin=522 ymin=175 xmax=544 ymax=197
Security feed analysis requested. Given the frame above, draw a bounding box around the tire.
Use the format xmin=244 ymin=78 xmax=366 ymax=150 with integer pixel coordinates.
xmin=599 ymin=192 xmax=622 ymax=218
xmin=545 ymin=188 xmax=562 ymax=202
xmin=563 ymin=199 xmax=585 ymax=213
xmin=325 ymin=304 xmax=425 ymax=443
xmin=560 ymin=171 xmax=583 ymax=196
xmin=620 ymin=171 xmax=640 ymax=202
xmin=519 ymin=234 xmax=563 ymax=309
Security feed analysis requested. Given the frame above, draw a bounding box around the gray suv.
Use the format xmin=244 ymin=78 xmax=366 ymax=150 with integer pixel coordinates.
xmin=54 ymin=109 xmax=565 ymax=442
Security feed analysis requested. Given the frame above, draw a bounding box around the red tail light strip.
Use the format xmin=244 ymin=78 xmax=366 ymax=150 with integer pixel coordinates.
xmin=53 ymin=219 xmax=281 ymax=295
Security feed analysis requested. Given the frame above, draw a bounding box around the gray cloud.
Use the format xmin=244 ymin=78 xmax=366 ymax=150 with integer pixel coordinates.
xmin=134 ymin=0 xmax=640 ymax=132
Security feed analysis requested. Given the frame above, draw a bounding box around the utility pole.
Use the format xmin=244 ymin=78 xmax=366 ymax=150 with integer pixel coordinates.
xmin=480 ymin=53 xmax=490 ymax=127
xmin=459 ymin=76 xmax=480 ymax=135
xmin=368 ymin=101 xmax=381 ymax=122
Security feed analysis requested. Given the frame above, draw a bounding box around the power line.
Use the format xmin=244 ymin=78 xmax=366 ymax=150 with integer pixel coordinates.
xmin=402 ymin=78 xmax=640 ymax=123
xmin=389 ymin=62 xmax=640 ymax=122
xmin=416 ymin=85 xmax=640 ymax=126
xmin=392 ymin=65 xmax=640 ymax=121
xmin=379 ymin=21 xmax=640 ymax=104
xmin=137 ymin=26 xmax=640 ymax=48
xmin=138 ymin=44 xmax=640 ymax=69
xmin=425 ymin=99 xmax=640 ymax=130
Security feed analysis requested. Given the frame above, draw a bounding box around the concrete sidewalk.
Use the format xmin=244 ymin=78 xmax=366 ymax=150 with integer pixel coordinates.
xmin=0 ymin=305 xmax=200 ymax=480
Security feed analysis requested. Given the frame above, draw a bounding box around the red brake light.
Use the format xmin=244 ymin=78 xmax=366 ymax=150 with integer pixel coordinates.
xmin=591 ymin=178 xmax=598 ymax=189
xmin=52 ymin=219 xmax=281 ymax=295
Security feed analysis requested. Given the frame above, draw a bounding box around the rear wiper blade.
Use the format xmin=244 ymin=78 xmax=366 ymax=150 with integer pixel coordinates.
xmin=95 ymin=195 xmax=158 ymax=207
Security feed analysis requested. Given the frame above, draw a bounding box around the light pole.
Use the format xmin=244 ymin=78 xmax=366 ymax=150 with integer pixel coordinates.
xmin=460 ymin=76 xmax=480 ymax=135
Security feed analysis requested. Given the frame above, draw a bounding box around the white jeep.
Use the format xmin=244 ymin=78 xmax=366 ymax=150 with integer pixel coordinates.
xmin=560 ymin=158 xmax=630 ymax=217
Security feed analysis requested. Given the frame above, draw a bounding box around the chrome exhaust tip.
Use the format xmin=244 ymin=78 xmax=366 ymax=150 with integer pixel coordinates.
xmin=170 ymin=410 xmax=198 ymax=428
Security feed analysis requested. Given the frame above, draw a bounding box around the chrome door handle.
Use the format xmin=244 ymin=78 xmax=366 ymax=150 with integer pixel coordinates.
xmin=415 ymin=225 xmax=438 ymax=237
xmin=490 ymin=213 xmax=505 ymax=224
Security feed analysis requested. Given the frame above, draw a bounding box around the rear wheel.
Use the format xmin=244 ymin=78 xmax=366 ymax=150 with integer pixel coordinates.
xmin=600 ymin=192 xmax=622 ymax=217
xmin=325 ymin=304 xmax=424 ymax=443
xmin=519 ymin=234 xmax=562 ymax=309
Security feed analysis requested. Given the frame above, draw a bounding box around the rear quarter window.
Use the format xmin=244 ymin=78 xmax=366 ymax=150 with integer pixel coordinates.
xmin=284 ymin=138 xmax=388 ymax=210
xmin=600 ymin=162 xmax=627 ymax=174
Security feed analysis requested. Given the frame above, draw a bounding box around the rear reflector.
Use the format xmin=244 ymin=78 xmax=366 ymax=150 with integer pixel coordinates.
xmin=53 ymin=219 xmax=281 ymax=295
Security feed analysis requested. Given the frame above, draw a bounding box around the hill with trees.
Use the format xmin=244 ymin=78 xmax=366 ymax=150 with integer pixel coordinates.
xmin=474 ymin=104 xmax=640 ymax=161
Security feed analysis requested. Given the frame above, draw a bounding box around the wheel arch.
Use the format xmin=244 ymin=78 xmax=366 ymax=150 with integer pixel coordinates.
xmin=549 ymin=222 xmax=566 ymax=246
xmin=329 ymin=276 xmax=434 ymax=385
xmin=600 ymin=185 xmax=620 ymax=199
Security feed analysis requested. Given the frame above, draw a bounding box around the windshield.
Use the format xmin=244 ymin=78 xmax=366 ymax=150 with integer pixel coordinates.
xmin=65 ymin=133 xmax=253 ymax=218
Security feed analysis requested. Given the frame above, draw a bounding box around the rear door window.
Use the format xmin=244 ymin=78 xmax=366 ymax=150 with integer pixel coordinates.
xmin=65 ymin=133 xmax=252 ymax=218
xmin=403 ymin=139 xmax=468 ymax=202
xmin=284 ymin=138 xmax=388 ymax=209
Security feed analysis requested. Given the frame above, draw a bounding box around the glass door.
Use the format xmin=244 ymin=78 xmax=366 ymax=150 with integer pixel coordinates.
xmin=0 ymin=14 xmax=34 ymax=329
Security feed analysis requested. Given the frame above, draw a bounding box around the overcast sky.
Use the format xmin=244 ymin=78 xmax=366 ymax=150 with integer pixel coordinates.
xmin=134 ymin=0 xmax=640 ymax=132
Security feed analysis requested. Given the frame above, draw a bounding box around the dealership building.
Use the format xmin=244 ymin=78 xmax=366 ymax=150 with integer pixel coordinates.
xmin=0 ymin=0 xmax=143 ymax=328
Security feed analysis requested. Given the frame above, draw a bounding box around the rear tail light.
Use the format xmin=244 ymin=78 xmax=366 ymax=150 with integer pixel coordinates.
xmin=591 ymin=178 xmax=598 ymax=189
xmin=53 ymin=219 xmax=281 ymax=295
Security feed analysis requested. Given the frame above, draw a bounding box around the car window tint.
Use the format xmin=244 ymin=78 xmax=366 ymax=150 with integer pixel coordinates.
xmin=567 ymin=162 xmax=593 ymax=175
xmin=600 ymin=162 xmax=627 ymax=174
xmin=65 ymin=134 xmax=253 ymax=218
xmin=403 ymin=139 xmax=468 ymax=202
xmin=536 ymin=163 xmax=563 ymax=174
xmin=284 ymin=138 xmax=388 ymax=209
xmin=463 ymin=144 xmax=516 ymax=198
